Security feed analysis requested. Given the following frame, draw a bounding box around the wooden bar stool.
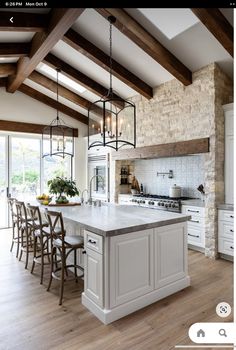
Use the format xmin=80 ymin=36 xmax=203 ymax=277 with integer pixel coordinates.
xmin=27 ymin=204 xmax=50 ymax=285
xmin=15 ymin=201 xmax=34 ymax=269
xmin=45 ymin=209 xmax=84 ymax=305
xmin=8 ymin=197 xmax=20 ymax=257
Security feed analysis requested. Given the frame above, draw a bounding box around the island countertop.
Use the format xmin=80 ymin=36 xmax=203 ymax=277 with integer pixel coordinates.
xmin=44 ymin=204 xmax=191 ymax=237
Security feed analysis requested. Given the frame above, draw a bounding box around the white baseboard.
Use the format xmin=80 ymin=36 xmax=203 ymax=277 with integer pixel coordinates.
xmin=82 ymin=276 xmax=190 ymax=325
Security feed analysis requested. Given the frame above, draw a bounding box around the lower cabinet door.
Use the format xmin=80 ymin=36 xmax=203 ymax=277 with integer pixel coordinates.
xmin=109 ymin=229 xmax=154 ymax=308
xmin=84 ymin=248 xmax=103 ymax=307
xmin=155 ymin=223 xmax=187 ymax=289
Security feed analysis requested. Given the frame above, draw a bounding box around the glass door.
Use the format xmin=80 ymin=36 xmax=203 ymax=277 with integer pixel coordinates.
xmin=9 ymin=136 xmax=41 ymax=202
xmin=0 ymin=136 xmax=8 ymax=228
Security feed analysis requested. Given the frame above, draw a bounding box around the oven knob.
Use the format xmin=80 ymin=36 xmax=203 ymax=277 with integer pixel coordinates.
xmin=168 ymin=203 xmax=172 ymax=207
xmin=158 ymin=202 xmax=161 ymax=206
xmin=148 ymin=201 xmax=152 ymax=205
xmin=141 ymin=200 xmax=145 ymax=204
xmin=172 ymin=203 xmax=176 ymax=208
xmin=165 ymin=203 xmax=168 ymax=208
xmin=161 ymin=203 xmax=164 ymax=206
xmin=152 ymin=201 xmax=155 ymax=205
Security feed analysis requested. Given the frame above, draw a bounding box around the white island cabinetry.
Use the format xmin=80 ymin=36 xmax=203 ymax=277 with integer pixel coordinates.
xmin=83 ymin=221 xmax=190 ymax=324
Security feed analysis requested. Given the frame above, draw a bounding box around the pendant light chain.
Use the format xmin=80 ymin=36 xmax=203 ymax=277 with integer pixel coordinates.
xmin=109 ymin=20 xmax=113 ymax=93
xmin=56 ymin=68 xmax=59 ymax=121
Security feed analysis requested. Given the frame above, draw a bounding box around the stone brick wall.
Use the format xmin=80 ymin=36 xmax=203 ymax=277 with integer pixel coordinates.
xmin=111 ymin=63 xmax=233 ymax=258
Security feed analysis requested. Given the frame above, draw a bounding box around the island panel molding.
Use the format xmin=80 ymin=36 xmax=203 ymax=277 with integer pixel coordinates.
xmin=111 ymin=138 xmax=210 ymax=160
xmin=0 ymin=119 xmax=78 ymax=137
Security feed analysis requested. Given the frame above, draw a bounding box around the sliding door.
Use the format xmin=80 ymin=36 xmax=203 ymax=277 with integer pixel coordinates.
xmin=0 ymin=136 xmax=8 ymax=228
xmin=9 ymin=136 xmax=41 ymax=202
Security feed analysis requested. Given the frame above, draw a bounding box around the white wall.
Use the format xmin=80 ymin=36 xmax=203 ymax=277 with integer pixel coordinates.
xmin=0 ymin=87 xmax=88 ymax=192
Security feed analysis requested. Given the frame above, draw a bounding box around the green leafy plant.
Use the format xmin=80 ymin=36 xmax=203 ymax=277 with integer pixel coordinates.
xmin=47 ymin=177 xmax=79 ymax=203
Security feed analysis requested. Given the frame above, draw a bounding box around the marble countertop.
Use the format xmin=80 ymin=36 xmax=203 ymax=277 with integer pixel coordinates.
xmin=181 ymin=199 xmax=205 ymax=207
xmin=43 ymin=204 xmax=191 ymax=237
xmin=217 ymin=203 xmax=234 ymax=211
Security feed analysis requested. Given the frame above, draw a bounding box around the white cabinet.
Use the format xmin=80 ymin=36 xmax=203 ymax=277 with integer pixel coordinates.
xmin=82 ymin=222 xmax=190 ymax=324
xmin=155 ymin=223 xmax=187 ymax=288
xmin=84 ymin=231 xmax=103 ymax=307
xmin=182 ymin=205 xmax=205 ymax=248
xmin=223 ymin=103 xmax=234 ymax=204
xmin=109 ymin=228 xmax=154 ymax=308
xmin=218 ymin=210 xmax=234 ymax=257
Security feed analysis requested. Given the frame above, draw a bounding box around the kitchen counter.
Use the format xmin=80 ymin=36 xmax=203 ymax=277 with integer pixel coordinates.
xmin=45 ymin=204 xmax=191 ymax=237
xmin=181 ymin=199 xmax=205 ymax=207
xmin=217 ymin=204 xmax=234 ymax=211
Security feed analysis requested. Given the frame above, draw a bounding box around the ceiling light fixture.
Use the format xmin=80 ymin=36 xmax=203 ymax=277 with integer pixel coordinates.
xmin=42 ymin=68 xmax=74 ymax=158
xmin=88 ymin=16 xmax=136 ymax=151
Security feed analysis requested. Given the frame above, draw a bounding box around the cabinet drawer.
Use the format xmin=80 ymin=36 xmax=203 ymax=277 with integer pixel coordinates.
xmin=182 ymin=206 xmax=205 ymax=218
xmin=188 ymin=215 xmax=205 ymax=227
xmin=187 ymin=227 xmax=204 ymax=247
xmin=218 ymin=210 xmax=234 ymax=223
xmin=218 ymin=238 xmax=234 ymax=256
xmin=85 ymin=230 xmax=103 ymax=254
xmin=218 ymin=221 xmax=234 ymax=239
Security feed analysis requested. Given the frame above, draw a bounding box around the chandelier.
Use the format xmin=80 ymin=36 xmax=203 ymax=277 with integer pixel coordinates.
xmin=42 ymin=68 xmax=74 ymax=158
xmin=88 ymin=16 xmax=136 ymax=151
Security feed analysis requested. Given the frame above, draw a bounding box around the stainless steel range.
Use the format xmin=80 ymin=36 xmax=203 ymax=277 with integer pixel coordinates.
xmin=129 ymin=194 xmax=191 ymax=213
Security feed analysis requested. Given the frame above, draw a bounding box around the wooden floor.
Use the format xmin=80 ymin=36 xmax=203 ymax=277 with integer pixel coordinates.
xmin=0 ymin=229 xmax=233 ymax=350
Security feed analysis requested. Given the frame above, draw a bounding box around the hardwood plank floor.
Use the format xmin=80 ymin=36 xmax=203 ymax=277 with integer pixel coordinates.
xmin=0 ymin=229 xmax=233 ymax=350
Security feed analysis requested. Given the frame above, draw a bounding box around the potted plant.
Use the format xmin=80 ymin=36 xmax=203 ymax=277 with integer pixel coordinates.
xmin=47 ymin=177 xmax=79 ymax=204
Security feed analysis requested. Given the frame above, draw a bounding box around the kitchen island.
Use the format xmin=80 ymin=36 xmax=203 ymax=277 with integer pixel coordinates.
xmin=46 ymin=204 xmax=191 ymax=324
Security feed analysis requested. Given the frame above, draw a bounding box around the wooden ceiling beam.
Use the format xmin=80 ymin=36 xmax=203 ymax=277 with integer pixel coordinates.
xmin=0 ymin=120 xmax=79 ymax=137
xmin=18 ymin=84 xmax=88 ymax=125
xmin=0 ymin=63 xmax=16 ymax=76
xmin=63 ymin=29 xmax=153 ymax=99
xmin=0 ymin=11 xmax=49 ymax=31
xmin=7 ymin=8 xmax=85 ymax=93
xmin=0 ymin=43 xmax=30 ymax=57
xmin=191 ymin=8 xmax=233 ymax=57
xmin=28 ymin=70 xmax=104 ymax=117
xmin=43 ymin=53 xmax=124 ymax=108
xmin=96 ymin=8 xmax=192 ymax=86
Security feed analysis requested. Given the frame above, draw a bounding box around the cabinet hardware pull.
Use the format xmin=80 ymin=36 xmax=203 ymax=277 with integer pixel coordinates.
xmin=230 ymin=229 xmax=234 ymax=232
xmin=88 ymin=239 xmax=97 ymax=244
xmin=230 ymin=246 xmax=234 ymax=250
xmin=230 ymin=215 xmax=234 ymax=218
xmin=190 ymin=220 xmax=200 ymax=223
xmin=82 ymin=250 xmax=87 ymax=254
xmin=188 ymin=210 xmax=199 ymax=213
xmin=188 ymin=233 xmax=200 ymax=238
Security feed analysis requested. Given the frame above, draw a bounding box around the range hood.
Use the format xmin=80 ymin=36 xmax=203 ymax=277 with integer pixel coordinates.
xmin=111 ymin=138 xmax=209 ymax=160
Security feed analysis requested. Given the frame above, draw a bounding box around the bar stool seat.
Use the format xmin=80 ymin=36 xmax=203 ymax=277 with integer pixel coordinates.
xmin=54 ymin=235 xmax=84 ymax=248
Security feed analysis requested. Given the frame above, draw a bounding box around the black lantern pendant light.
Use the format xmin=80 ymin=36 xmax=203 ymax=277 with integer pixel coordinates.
xmin=88 ymin=16 xmax=136 ymax=151
xmin=42 ymin=68 xmax=74 ymax=158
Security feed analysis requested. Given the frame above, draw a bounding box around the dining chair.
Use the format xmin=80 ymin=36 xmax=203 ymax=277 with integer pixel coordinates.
xmin=8 ymin=197 xmax=20 ymax=257
xmin=45 ymin=209 xmax=84 ymax=305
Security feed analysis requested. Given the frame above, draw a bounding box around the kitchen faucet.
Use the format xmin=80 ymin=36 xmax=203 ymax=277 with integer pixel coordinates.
xmin=88 ymin=175 xmax=104 ymax=205
xmin=81 ymin=189 xmax=88 ymax=204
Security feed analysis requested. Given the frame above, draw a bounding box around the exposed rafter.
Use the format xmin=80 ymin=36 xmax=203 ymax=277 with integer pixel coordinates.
xmin=18 ymin=84 xmax=88 ymax=125
xmin=7 ymin=8 xmax=85 ymax=93
xmin=0 ymin=11 xmax=48 ymax=31
xmin=0 ymin=43 xmax=30 ymax=57
xmin=96 ymin=8 xmax=192 ymax=86
xmin=28 ymin=70 xmax=104 ymax=117
xmin=0 ymin=63 xmax=16 ymax=77
xmin=63 ymin=29 xmax=153 ymax=99
xmin=44 ymin=53 xmax=124 ymax=108
xmin=191 ymin=8 xmax=233 ymax=57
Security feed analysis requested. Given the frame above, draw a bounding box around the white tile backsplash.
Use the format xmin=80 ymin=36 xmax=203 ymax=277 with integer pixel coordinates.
xmin=134 ymin=155 xmax=204 ymax=198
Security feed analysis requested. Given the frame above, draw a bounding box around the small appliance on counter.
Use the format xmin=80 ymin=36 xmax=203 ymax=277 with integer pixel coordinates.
xmin=169 ymin=184 xmax=182 ymax=198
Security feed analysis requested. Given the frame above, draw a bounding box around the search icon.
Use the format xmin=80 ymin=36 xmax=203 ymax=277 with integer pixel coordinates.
xmin=219 ymin=329 xmax=227 ymax=337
